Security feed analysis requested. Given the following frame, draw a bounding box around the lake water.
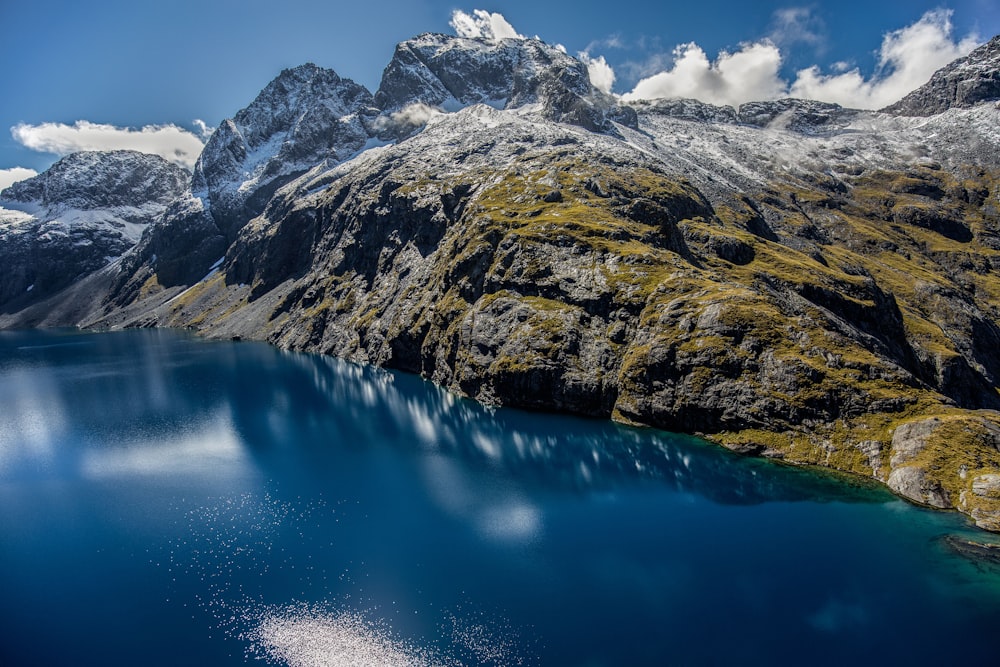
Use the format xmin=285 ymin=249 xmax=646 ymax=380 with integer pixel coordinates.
xmin=1 ymin=328 xmax=999 ymax=666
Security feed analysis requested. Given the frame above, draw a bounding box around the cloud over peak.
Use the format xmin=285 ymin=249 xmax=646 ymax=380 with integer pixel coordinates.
xmin=622 ymin=41 xmax=785 ymax=108
xmin=450 ymin=10 xmax=523 ymax=43
xmin=789 ymin=9 xmax=980 ymax=109
xmin=0 ymin=167 xmax=39 ymax=191
xmin=11 ymin=121 xmax=205 ymax=169
xmin=615 ymin=9 xmax=980 ymax=110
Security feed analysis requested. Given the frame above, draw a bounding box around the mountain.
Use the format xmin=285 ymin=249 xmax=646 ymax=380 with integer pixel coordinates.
xmin=111 ymin=63 xmax=378 ymax=293
xmin=4 ymin=32 xmax=1000 ymax=531
xmin=0 ymin=150 xmax=187 ymax=312
xmin=883 ymin=35 xmax=1000 ymax=116
xmin=374 ymin=33 xmax=636 ymax=133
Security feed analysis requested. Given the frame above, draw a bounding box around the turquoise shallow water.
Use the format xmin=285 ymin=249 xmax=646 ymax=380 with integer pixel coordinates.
xmin=1 ymin=328 xmax=998 ymax=666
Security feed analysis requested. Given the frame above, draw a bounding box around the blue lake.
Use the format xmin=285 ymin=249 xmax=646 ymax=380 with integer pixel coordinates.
xmin=1 ymin=328 xmax=999 ymax=666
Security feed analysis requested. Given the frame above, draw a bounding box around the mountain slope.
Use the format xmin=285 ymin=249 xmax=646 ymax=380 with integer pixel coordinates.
xmin=5 ymin=33 xmax=1000 ymax=531
xmin=0 ymin=151 xmax=188 ymax=312
xmin=110 ymin=64 xmax=378 ymax=294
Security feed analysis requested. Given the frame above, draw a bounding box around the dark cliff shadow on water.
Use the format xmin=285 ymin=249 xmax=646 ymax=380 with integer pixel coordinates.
xmin=0 ymin=328 xmax=891 ymax=508
xmin=219 ymin=342 xmax=892 ymax=507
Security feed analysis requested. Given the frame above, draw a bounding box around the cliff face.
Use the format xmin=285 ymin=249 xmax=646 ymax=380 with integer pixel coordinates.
xmin=4 ymin=32 xmax=1000 ymax=530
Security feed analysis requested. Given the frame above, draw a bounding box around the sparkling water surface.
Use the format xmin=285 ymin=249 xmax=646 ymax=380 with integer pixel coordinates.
xmin=1 ymin=328 xmax=998 ymax=666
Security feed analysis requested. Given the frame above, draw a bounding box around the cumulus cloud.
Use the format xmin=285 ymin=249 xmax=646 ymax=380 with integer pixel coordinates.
xmin=617 ymin=9 xmax=979 ymax=110
xmin=11 ymin=121 xmax=205 ymax=169
xmin=622 ymin=41 xmax=786 ymax=107
xmin=192 ymin=119 xmax=215 ymax=141
xmin=579 ymin=52 xmax=616 ymax=94
xmin=450 ymin=9 xmax=523 ymax=42
xmin=789 ymin=9 xmax=979 ymax=109
xmin=0 ymin=167 xmax=39 ymax=191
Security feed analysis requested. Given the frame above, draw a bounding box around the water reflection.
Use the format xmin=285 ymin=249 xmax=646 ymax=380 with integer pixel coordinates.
xmin=0 ymin=329 xmax=888 ymax=509
xmin=253 ymin=347 xmax=889 ymax=507
xmin=4 ymin=329 xmax=1000 ymax=667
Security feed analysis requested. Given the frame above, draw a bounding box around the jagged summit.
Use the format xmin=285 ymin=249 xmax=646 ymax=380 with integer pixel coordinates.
xmin=882 ymin=34 xmax=1000 ymax=116
xmin=1 ymin=150 xmax=187 ymax=212
xmin=132 ymin=64 xmax=377 ymax=288
xmin=191 ymin=62 xmax=376 ymax=227
xmin=374 ymin=32 xmax=636 ymax=133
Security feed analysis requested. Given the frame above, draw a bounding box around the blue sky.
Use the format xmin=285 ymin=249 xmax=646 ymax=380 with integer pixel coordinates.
xmin=1 ymin=1 xmax=997 ymax=185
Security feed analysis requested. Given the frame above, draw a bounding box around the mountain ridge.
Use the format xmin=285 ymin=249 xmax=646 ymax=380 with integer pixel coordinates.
xmin=3 ymin=31 xmax=1000 ymax=531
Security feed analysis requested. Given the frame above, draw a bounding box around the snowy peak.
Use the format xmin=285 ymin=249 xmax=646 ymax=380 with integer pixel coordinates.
xmin=0 ymin=151 xmax=190 ymax=311
xmin=191 ymin=63 xmax=376 ymax=203
xmin=883 ymin=35 xmax=1000 ymax=116
xmin=0 ymin=150 xmax=188 ymax=213
xmin=374 ymin=33 xmax=636 ymax=132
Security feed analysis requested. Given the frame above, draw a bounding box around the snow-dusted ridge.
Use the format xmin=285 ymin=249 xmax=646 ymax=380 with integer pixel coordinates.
xmin=0 ymin=150 xmax=188 ymax=309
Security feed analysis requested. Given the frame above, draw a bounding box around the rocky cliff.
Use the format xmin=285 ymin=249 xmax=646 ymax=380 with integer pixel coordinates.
xmin=883 ymin=35 xmax=1000 ymax=116
xmin=4 ymin=31 xmax=1000 ymax=531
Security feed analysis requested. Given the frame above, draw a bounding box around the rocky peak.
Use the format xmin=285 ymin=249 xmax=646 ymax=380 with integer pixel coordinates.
xmin=882 ymin=34 xmax=1000 ymax=116
xmin=736 ymin=99 xmax=857 ymax=133
xmin=0 ymin=151 xmax=189 ymax=312
xmin=374 ymin=33 xmax=636 ymax=133
xmin=0 ymin=150 xmax=188 ymax=213
xmin=191 ymin=63 xmax=376 ymax=238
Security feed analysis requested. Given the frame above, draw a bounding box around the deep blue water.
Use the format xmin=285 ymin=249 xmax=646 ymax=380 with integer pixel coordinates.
xmin=1 ymin=328 xmax=999 ymax=666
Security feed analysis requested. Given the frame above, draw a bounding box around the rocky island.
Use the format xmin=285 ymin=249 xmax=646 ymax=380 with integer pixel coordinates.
xmin=3 ymin=31 xmax=1000 ymax=530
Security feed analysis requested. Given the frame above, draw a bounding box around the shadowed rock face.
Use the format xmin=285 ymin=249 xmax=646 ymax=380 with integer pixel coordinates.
xmin=4 ymin=32 xmax=1000 ymax=530
xmin=883 ymin=35 xmax=1000 ymax=116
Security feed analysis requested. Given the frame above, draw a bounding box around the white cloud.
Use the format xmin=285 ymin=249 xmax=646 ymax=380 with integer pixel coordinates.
xmin=618 ymin=9 xmax=980 ymax=110
xmin=579 ymin=52 xmax=616 ymax=94
xmin=622 ymin=41 xmax=786 ymax=107
xmin=450 ymin=9 xmax=523 ymax=42
xmin=789 ymin=9 xmax=979 ymax=109
xmin=372 ymin=102 xmax=443 ymax=136
xmin=0 ymin=167 xmax=38 ymax=191
xmin=192 ymin=119 xmax=215 ymax=141
xmin=11 ymin=121 xmax=205 ymax=169
xmin=769 ymin=7 xmax=825 ymax=48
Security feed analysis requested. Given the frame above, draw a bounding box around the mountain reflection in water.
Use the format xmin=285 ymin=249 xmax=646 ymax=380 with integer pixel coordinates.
xmin=0 ymin=328 xmax=886 ymax=506
xmin=4 ymin=328 xmax=1000 ymax=667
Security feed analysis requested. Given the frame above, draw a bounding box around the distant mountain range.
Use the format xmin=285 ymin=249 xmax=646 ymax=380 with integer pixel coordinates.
xmin=3 ymin=32 xmax=1000 ymax=530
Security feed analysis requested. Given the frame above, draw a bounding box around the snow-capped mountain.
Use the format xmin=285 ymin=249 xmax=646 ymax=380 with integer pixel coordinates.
xmin=4 ymin=29 xmax=1000 ymax=531
xmin=192 ymin=63 xmax=377 ymax=237
xmin=0 ymin=150 xmax=187 ymax=310
xmin=374 ymin=33 xmax=635 ymax=133
xmin=116 ymin=63 xmax=378 ymax=289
